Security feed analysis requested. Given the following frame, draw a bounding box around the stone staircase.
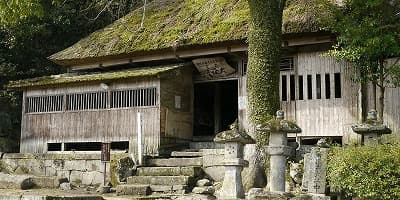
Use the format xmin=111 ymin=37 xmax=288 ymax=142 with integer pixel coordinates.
xmin=116 ymin=149 xmax=205 ymax=196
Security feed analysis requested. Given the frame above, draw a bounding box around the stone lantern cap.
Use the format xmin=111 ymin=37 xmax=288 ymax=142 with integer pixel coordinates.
xmin=351 ymin=110 xmax=392 ymax=135
xmin=214 ymin=120 xmax=255 ymax=144
xmin=258 ymin=110 xmax=302 ymax=133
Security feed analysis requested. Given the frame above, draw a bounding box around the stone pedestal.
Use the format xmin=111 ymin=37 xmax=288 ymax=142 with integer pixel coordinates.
xmin=214 ymin=120 xmax=255 ymax=200
xmin=352 ymin=110 xmax=391 ymax=145
xmin=266 ymin=145 xmax=292 ymax=192
xmin=263 ymin=111 xmax=301 ymax=192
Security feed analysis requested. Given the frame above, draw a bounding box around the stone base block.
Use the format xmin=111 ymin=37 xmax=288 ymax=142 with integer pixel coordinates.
xmin=247 ymin=188 xmax=332 ymax=200
xmin=247 ymin=188 xmax=294 ymax=200
xmin=146 ymin=158 xmax=202 ymax=167
xmin=116 ymin=184 xmax=151 ymax=196
xmin=127 ymin=176 xmax=192 ymax=186
xmin=171 ymin=151 xmax=203 ymax=157
xmin=150 ymin=185 xmax=172 ymax=192
xmin=307 ymin=194 xmax=331 ymax=200
xmin=0 ymin=173 xmax=34 ymax=190
xmin=137 ymin=166 xmax=202 ymax=177
xmin=32 ymin=176 xmax=68 ymax=188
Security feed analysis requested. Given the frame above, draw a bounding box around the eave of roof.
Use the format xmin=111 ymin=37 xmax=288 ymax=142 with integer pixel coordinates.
xmin=49 ymin=0 xmax=337 ymax=65
xmin=8 ymin=64 xmax=183 ymax=89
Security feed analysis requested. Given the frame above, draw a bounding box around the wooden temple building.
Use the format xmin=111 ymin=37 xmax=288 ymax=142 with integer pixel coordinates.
xmin=9 ymin=0 xmax=400 ymax=155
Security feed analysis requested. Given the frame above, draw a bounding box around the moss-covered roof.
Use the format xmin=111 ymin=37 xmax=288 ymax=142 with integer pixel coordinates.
xmin=49 ymin=0 xmax=337 ymax=64
xmin=8 ymin=64 xmax=182 ymax=88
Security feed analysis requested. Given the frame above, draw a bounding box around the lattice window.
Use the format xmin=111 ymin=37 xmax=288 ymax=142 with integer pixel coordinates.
xmin=280 ymin=57 xmax=294 ymax=71
xmin=26 ymin=95 xmax=64 ymax=113
xmin=111 ymin=88 xmax=157 ymax=108
xmin=66 ymin=92 xmax=108 ymax=111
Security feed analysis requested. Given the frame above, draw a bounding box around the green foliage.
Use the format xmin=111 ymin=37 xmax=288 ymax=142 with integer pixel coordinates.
xmin=328 ymin=145 xmax=400 ymax=200
xmin=0 ymin=0 xmax=137 ymax=152
xmin=326 ymin=0 xmax=400 ymax=87
xmin=0 ymin=0 xmax=44 ymax=26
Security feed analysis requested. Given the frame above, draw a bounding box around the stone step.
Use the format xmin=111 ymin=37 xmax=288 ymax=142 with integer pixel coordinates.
xmin=32 ymin=176 xmax=68 ymax=189
xmin=149 ymin=184 xmax=188 ymax=193
xmin=127 ymin=176 xmax=194 ymax=186
xmin=189 ymin=142 xmax=224 ymax=150
xmin=116 ymin=184 xmax=151 ymax=196
xmin=137 ymin=166 xmax=203 ymax=177
xmin=146 ymin=157 xmax=203 ymax=167
xmin=170 ymin=151 xmax=203 ymax=157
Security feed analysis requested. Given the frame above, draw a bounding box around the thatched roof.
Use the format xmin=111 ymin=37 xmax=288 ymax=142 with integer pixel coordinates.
xmin=49 ymin=0 xmax=337 ymax=64
xmin=8 ymin=64 xmax=182 ymax=88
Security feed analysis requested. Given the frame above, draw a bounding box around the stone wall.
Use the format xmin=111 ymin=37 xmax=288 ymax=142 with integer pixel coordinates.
xmin=0 ymin=153 xmax=115 ymax=186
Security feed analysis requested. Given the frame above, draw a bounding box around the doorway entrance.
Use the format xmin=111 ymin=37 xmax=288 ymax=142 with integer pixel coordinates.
xmin=193 ymin=80 xmax=238 ymax=137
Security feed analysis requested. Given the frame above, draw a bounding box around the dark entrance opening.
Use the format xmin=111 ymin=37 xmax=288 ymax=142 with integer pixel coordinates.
xmin=194 ymin=80 xmax=238 ymax=137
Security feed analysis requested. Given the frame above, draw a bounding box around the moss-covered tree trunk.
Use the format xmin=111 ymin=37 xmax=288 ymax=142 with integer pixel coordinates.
xmin=243 ymin=0 xmax=285 ymax=190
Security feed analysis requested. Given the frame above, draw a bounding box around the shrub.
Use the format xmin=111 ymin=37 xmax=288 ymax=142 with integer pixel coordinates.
xmin=328 ymin=144 xmax=400 ymax=200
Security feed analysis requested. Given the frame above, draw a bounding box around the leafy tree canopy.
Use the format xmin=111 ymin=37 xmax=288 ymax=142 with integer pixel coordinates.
xmin=327 ymin=0 xmax=400 ymax=121
xmin=0 ymin=0 xmax=139 ymax=151
xmin=327 ymin=0 xmax=400 ymax=85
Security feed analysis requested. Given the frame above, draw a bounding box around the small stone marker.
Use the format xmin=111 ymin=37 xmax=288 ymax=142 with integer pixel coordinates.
xmin=214 ymin=120 xmax=255 ymax=199
xmin=301 ymin=153 xmax=311 ymax=191
xmin=262 ymin=110 xmax=301 ymax=192
xmin=307 ymin=146 xmax=329 ymax=194
xmin=351 ymin=110 xmax=392 ymax=145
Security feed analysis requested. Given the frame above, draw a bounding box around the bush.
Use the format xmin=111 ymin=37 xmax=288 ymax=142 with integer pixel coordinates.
xmin=328 ymin=144 xmax=400 ymax=200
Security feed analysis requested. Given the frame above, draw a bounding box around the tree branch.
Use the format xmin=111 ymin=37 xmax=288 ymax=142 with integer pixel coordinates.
xmin=90 ymin=0 xmax=114 ymax=21
xmin=140 ymin=0 xmax=147 ymax=29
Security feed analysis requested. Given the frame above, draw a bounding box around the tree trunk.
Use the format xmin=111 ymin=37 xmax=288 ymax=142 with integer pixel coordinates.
xmin=378 ymin=85 xmax=385 ymax=122
xmin=360 ymin=81 xmax=368 ymax=122
xmin=372 ymin=83 xmax=377 ymax=110
xmin=243 ymin=0 xmax=285 ymax=190
xmin=377 ymin=59 xmax=385 ymax=122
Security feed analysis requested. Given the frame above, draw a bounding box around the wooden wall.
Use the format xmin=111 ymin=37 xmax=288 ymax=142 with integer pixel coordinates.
xmin=238 ymin=51 xmax=360 ymax=138
xmin=382 ymin=87 xmax=400 ymax=133
xmin=160 ymin=65 xmax=193 ymax=150
xmin=21 ymin=78 xmax=161 ymax=155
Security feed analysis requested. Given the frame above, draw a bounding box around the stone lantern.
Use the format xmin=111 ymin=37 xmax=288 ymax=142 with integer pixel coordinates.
xmin=214 ymin=120 xmax=255 ymax=200
xmin=263 ymin=110 xmax=301 ymax=192
xmin=352 ymin=110 xmax=391 ymax=145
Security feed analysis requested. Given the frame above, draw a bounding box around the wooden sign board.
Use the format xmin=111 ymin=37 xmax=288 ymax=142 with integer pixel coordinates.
xmin=101 ymin=143 xmax=111 ymax=162
xmin=192 ymin=57 xmax=236 ymax=79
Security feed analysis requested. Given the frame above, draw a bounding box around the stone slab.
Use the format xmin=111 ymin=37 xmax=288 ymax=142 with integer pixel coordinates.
xmin=149 ymin=185 xmax=172 ymax=192
xmin=202 ymin=154 xmax=224 ymax=167
xmin=127 ymin=176 xmax=192 ymax=186
xmin=189 ymin=142 xmax=224 ymax=150
xmin=0 ymin=173 xmax=34 ymax=190
xmin=116 ymin=184 xmax=151 ymax=196
xmin=203 ymin=166 xmax=224 ymax=182
xmin=175 ymin=194 xmax=216 ymax=200
xmin=136 ymin=167 xmax=202 ymax=177
xmin=247 ymin=188 xmax=295 ymax=200
xmin=0 ymin=194 xmax=103 ymax=200
xmin=170 ymin=151 xmax=203 ymax=157
xmin=31 ymin=176 xmax=68 ymax=189
xmin=172 ymin=185 xmax=188 ymax=191
xmin=201 ymin=149 xmax=225 ymax=155
xmin=146 ymin=158 xmax=202 ymax=167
